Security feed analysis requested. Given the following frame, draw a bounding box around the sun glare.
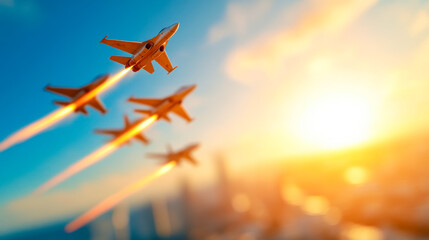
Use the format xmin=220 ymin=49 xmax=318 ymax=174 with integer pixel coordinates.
xmin=296 ymin=92 xmax=373 ymax=150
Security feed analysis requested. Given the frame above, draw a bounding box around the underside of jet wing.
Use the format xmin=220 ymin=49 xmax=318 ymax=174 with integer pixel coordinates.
xmin=88 ymin=98 xmax=107 ymax=114
xmin=154 ymin=51 xmax=177 ymax=74
xmin=171 ymin=105 xmax=192 ymax=122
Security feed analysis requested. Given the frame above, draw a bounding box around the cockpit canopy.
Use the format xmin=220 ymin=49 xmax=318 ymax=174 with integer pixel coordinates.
xmin=159 ymin=27 xmax=168 ymax=34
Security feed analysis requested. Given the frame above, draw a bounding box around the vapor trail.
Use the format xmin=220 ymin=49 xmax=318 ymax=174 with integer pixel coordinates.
xmin=35 ymin=115 xmax=158 ymax=194
xmin=66 ymin=161 xmax=176 ymax=233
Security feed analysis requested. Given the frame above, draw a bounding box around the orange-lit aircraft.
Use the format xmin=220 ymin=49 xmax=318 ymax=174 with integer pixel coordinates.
xmin=45 ymin=75 xmax=108 ymax=115
xmin=147 ymin=143 xmax=199 ymax=166
xmin=95 ymin=115 xmax=150 ymax=145
xmin=101 ymin=23 xmax=179 ymax=73
xmin=128 ymin=84 xmax=196 ymax=123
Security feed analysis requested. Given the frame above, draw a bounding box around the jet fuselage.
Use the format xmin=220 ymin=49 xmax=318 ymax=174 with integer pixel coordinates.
xmin=168 ymin=144 xmax=199 ymax=164
xmin=127 ymin=23 xmax=179 ymax=72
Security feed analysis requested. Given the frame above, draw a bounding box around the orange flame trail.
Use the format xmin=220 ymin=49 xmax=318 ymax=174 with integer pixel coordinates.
xmin=66 ymin=161 xmax=176 ymax=233
xmin=35 ymin=115 xmax=158 ymax=194
xmin=0 ymin=106 xmax=76 ymax=152
xmin=0 ymin=68 xmax=132 ymax=152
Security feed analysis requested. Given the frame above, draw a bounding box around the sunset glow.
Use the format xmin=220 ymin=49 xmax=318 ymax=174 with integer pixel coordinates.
xmin=295 ymin=92 xmax=374 ymax=150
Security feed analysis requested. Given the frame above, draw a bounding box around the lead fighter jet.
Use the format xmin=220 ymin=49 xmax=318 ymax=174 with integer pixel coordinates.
xmin=45 ymin=75 xmax=108 ymax=115
xmin=95 ymin=115 xmax=149 ymax=145
xmin=128 ymin=85 xmax=196 ymax=123
xmin=147 ymin=143 xmax=199 ymax=166
xmin=101 ymin=23 xmax=179 ymax=73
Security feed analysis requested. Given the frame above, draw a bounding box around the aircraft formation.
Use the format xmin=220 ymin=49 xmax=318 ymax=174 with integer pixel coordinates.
xmin=0 ymin=23 xmax=199 ymax=232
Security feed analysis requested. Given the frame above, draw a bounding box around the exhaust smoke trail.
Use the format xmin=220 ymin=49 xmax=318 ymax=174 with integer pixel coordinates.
xmin=66 ymin=161 xmax=176 ymax=233
xmin=35 ymin=115 xmax=158 ymax=194
xmin=0 ymin=68 xmax=132 ymax=153
xmin=0 ymin=106 xmax=76 ymax=152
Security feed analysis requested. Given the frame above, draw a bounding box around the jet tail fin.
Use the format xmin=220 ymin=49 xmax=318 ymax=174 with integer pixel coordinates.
xmin=110 ymin=56 xmax=131 ymax=66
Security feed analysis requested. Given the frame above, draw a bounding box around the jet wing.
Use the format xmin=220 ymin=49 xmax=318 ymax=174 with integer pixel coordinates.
xmin=86 ymin=75 xmax=109 ymax=89
xmin=171 ymin=105 xmax=192 ymax=122
xmin=76 ymin=107 xmax=88 ymax=115
xmin=45 ymin=86 xmax=81 ymax=98
xmin=95 ymin=129 xmax=123 ymax=137
xmin=154 ymin=51 xmax=177 ymax=74
xmin=88 ymin=97 xmax=107 ymax=114
xmin=128 ymin=97 xmax=164 ymax=107
xmin=159 ymin=114 xmax=171 ymax=122
xmin=100 ymin=36 xmax=144 ymax=55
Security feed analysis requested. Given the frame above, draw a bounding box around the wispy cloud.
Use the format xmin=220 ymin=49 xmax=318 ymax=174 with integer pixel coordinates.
xmin=207 ymin=0 xmax=273 ymax=44
xmin=409 ymin=8 xmax=429 ymax=36
xmin=224 ymin=0 xmax=378 ymax=83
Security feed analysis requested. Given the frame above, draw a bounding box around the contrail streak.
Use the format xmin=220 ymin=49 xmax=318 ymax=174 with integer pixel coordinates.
xmin=35 ymin=115 xmax=158 ymax=194
xmin=66 ymin=161 xmax=176 ymax=233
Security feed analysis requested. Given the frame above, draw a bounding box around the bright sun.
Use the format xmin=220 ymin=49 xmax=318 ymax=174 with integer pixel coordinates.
xmin=296 ymin=92 xmax=373 ymax=150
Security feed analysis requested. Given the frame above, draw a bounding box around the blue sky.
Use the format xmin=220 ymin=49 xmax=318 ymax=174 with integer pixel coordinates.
xmin=0 ymin=0 xmax=230 ymax=232
xmin=2 ymin=0 xmax=429 ymax=235
xmin=0 ymin=0 xmax=223 ymax=198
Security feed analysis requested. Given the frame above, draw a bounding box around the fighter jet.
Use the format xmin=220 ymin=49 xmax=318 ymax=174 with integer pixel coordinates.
xmin=45 ymin=75 xmax=108 ymax=115
xmin=147 ymin=143 xmax=199 ymax=166
xmin=128 ymin=85 xmax=196 ymax=123
xmin=100 ymin=23 xmax=179 ymax=73
xmin=95 ymin=115 xmax=149 ymax=145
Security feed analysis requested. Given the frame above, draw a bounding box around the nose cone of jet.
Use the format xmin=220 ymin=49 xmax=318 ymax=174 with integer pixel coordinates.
xmin=172 ymin=84 xmax=197 ymax=100
xmin=171 ymin=22 xmax=179 ymax=33
xmin=184 ymin=84 xmax=197 ymax=95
